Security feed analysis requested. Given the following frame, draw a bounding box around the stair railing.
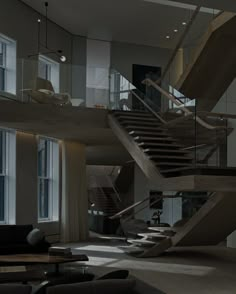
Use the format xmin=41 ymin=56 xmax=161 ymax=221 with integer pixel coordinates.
xmin=143 ymin=78 xmax=226 ymax=130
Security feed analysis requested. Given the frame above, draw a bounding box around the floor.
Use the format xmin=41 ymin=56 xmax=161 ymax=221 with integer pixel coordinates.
xmin=61 ymin=237 xmax=236 ymax=294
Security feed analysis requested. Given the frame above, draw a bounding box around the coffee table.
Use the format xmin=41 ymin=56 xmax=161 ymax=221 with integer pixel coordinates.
xmin=0 ymin=253 xmax=88 ymax=275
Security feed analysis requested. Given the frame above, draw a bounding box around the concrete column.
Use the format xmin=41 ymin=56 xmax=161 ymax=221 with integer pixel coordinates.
xmin=15 ymin=132 xmax=38 ymax=225
xmin=61 ymin=141 xmax=88 ymax=242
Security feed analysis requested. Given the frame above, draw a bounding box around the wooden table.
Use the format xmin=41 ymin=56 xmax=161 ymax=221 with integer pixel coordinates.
xmin=0 ymin=254 xmax=88 ymax=275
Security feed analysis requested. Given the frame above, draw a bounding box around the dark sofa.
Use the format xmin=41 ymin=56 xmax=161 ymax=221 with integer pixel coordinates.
xmin=46 ymin=279 xmax=166 ymax=294
xmin=0 ymin=225 xmax=50 ymax=255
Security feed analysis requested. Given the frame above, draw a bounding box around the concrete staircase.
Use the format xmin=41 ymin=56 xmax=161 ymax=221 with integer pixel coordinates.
xmin=175 ymin=12 xmax=236 ymax=111
xmin=109 ymin=110 xmax=193 ymax=179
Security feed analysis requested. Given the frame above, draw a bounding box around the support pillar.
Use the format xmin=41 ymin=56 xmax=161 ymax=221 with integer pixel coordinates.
xmin=61 ymin=141 xmax=88 ymax=242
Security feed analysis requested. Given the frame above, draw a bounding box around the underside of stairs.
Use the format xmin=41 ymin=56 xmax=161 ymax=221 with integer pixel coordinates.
xmin=120 ymin=191 xmax=236 ymax=258
xmin=176 ymin=12 xmax=236 ymax=111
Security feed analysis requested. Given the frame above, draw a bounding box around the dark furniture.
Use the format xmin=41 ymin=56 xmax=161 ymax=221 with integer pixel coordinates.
xmin=0 ymin=284 xmax=32 ymax=294
xmin=46 ymin=278 xmax=166 ymax=294
xmin=0 ymin=225 xmax=50 ymax=255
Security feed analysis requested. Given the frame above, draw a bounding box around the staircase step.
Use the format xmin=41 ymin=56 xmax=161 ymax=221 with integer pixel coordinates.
xmin=129 ymin=130 xmax=169 ymax=137
xmin=119 ymin=245 xmax=144 ymax=255
xmin=113 ymin=110 xmax=151 ymax=117
xmin=120 ymin=120 xmax=161 ymax=127
xmin=134 ymin=136 xmax=176 ymax=142
xmin=160 ymin=166 xmax=193 ymax=174
xmin=156 ymin=162 xmax=193 ymax=167
xmin=126 ymin=126 xmax=165 ymax=132
xmin=149 ymin=155 xmax=192 ymax=161
xmin=127 ymin=239 xmax=156 ymax=247
xmin=138 ymin=232 xmax=168 ymax=240
xmin=138 ymin=142 xmax=183 ymax=148
xmin=144 ymin=148 xmax=190 ymax=155
xmin=117 ymin=116 xmax=158 ymax=122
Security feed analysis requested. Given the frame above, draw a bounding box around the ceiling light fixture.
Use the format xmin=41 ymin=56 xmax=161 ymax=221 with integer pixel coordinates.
xmin=174 ymin=29 xmax=178 ymax=33
xmin=28 ymin=2 xmax=66 ymax=63
xmin=166 ymin=35 xmax=170 ymax=39
xmin=182 ymin=22 xmax=187 ymax=26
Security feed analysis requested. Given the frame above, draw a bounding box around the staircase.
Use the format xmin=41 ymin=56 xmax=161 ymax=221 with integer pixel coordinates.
xmin=175 ymin=12 xmax=236 ymax=111
xmin=109 ymin=110 xmax=194 ymax=179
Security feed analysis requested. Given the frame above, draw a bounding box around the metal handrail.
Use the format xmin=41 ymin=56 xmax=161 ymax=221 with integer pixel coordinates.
xmin=130 ymin=90 xmax=167 ymax=124
xmin=144 ymin=78 xmax=226 ymax=130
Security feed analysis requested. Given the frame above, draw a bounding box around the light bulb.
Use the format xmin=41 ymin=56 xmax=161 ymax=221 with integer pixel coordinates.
xmin=174 ymin=29 xmax=178 ymax=33
xmin=182 ymin=22 xmax=187 ymax=25
xmin=60 ymin=55 xmax=66 ymax=62
xmin=37 ymin=18 xmax=41 ymax=23
xmin=166 ymin=35 xmax=170 ymax=39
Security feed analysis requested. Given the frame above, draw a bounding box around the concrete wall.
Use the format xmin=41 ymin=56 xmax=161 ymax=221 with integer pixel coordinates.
xmin=213 ymin=79 xmax=236 ymax=248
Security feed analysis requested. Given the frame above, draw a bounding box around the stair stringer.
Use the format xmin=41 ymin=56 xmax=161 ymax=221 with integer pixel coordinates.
xmin=138 ymin=192 xmax=236 ymax=257
xmin=175 ymin=12 xmax=236 ymax=111
xmin=108 ymin=114 xmax=164 ymax=183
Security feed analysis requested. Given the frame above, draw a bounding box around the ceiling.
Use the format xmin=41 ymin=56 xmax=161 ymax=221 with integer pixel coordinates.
xmin=20 ymin=0 xmax=226 ymax=49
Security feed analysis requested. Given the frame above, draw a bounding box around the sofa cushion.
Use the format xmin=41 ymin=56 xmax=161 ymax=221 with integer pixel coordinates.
xmin=47 ymin=279 xmax=136 ymax=294
xmin=0 ymin=225 xmax=33 ymax=245
xmin=26 ymin=228 xmax=44 ymax=246
xmin=0 ymin=284 xmax=31 ymax=294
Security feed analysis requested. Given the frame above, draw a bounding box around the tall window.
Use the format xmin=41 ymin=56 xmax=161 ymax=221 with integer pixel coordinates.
xmin=0 ymin=42 xmax=6 ymax=91
xmin=38 ymin=138 xmax=59 ymax=222
xmin=0 ymin=131 xmax=6 ymax=221
xmin=0 ymin=130 xmax=15 ymax=224
xmin=38 ymin=55 xmax=60 ymax=93
xmin=0 ymin=34 xmax=16 ymax=95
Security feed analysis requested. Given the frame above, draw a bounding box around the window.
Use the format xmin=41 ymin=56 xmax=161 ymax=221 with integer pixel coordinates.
xmin=38 ymin=138 xmax=59 ymax=222
xmin=0 ymin=34 xmax=16 ymax=95
xmin=38 ymin=55 xmax=60 ymax=93
xmin=0 ymin=130 xmax=16 ymax=224
xmin=0 ymin=131 xmax=6 ymax=221
xmin=0 ymin=42 xmax=6 ymax=91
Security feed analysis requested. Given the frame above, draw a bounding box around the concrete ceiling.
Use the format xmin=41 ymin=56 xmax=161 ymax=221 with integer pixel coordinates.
xmin=20 ymin=0 xmax=218 ymax=48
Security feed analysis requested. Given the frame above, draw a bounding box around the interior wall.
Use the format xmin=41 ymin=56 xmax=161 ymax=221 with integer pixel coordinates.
xmin=213 ymin=79 xmax=236 ymax=248
xmin=111 ymin=41 xmax=171 ymax=82
xmin=86 ymin=39 xmax=111 ymax=108
xmin=15 ymin=132 xmax=60 ymax=238
xmin=0 ymin=0 xmax=73 ymax=100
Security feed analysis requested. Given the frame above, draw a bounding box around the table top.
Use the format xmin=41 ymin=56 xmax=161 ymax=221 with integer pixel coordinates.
xmin=0 ymin=254 xmax=88 ymax=265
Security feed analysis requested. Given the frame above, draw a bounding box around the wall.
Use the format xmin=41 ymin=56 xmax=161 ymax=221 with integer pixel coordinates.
xmin=86 ymin=39 xmax=111 ymax=108
xmin=0 ymin=0 xmax=73 ymax=99
xmin=111 ymin=41 xmax=171 ymax=82
xmin=213 ymin=79 xmax=236 ymax=248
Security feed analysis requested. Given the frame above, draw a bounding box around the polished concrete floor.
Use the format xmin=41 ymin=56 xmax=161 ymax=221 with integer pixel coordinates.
xmin=62 ymin=238 xmax=236 ymax=294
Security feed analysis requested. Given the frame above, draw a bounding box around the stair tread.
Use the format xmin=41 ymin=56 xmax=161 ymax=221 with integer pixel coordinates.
xmin=117 ymin=116 xmax=157 ymax=121
xmin=157 ymin=162 xmax=193 ymax=167
xmin=138 ymin=142 xmax=183 ymax=148
xmin=134 ymin=136 xmax=176 ymax=142
xmin=113 ymin=110 xmax=151 ymax=116
xmin=129 ymin=131 xmax=169 ymax=137
xmin=138 ymin=233 xmax=167 ymax=239
xmin=144 ymin=148 xmax=189 ymax=153
xmin=126 ymin=126 xmax=165 ymax=131
xmin=149 ymin=155 xmax=192 ymax=160
xmin=160 ymin=166 xmax=194 ymax=173
xmin=121 ymin=120 xmax=161 ymax=126
xmin=127 ymin=239 xmax=156 ymax=247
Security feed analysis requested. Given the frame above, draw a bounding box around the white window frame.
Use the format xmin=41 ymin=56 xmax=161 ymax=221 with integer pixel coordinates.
xmin=0 ymin=34 xmax=16 ymax=96
xmin=38 ymin=55 xmax=60 ymax=93
xmin=0 ymin=129 xmax=16 ymax=224
xmin=38 ymin=137 xmax=59 ymax=223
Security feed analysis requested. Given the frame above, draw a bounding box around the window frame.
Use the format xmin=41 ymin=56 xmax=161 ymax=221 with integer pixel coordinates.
xmin=38 ymin=55 xmax=60 ymax=93
xmin=38 ymin=137 xmax=59 ymax=223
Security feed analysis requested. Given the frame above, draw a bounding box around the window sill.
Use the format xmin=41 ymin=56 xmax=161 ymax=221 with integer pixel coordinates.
xmin=0 ymin=90 xmax=17 ymax=101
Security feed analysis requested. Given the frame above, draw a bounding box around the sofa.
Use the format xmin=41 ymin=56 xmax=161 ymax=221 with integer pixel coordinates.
xmin=0 ymin=284 xmax=32 ymax=294
xmin=0 ymin=225 xmax=50 ymax=255
xmin=46 ymin=279 xmax=166 ymax=294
